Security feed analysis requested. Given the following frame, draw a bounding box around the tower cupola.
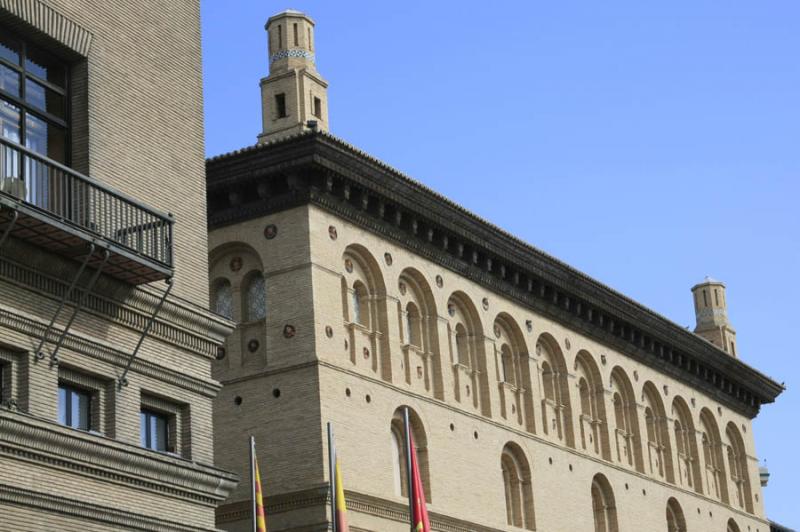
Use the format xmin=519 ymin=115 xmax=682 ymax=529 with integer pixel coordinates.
xmin=258 ymin=9 xmax=329 ymax=143
xmin=691 ymin=277 xmax=738 ymax=356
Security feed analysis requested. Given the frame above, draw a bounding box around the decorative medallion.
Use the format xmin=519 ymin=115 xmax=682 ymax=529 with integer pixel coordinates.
xmin=493 ymin=324 xmax=501 ymax=338
xmin=363 ymin=347 xmax=370 ymax=359
xmin=247 ymin=339 xmax=259 ymax=352
xmin=328 ymin=225 xmax=338 ymax=240
xmin=384 ymin=252 xmax=393 ymax=266
xmin=398 ymin=282 xmax=407 ymax=296
xmin=600 ymin=354 xmax=607 ymax=365
xmin=526 ymin=320 xmax=533 ymax=332
xmin=229 ymin=257 xmax=243 ymax=272
xmin=435 ymin=275 xmax=443 ymax=288
xmin=283 ymin=324 xmax=296 ymax=339
xmin=325 ymin=325 xmax=333 ymax=338
xmin=564 ymin=338 xmax=571 ymax=351
xmin=215 ymin=347 xmax=227 ymax=361
xmin=263 ymin=224 xmax=278 ymax=240
xmin=447 ymin=304 xmax=456 ymax=317
xmin=482 ymin=298 xmax=489 ymax=310
xmin=344 ymin=258 xmax=354 ymax=273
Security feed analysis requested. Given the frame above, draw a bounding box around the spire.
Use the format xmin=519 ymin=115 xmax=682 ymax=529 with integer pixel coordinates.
xmin=691 ymin=277 xmax=738 ymax=356
xmin=258 ymin=9 xmax=329 ymax=143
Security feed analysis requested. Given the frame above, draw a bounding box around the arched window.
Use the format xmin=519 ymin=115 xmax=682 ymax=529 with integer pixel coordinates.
xmin=666 ymin=497 xmax=686 ymax=532
xmin=243 ymin=272 xmax=266 ymax=321
xmin=211 ymin=279 xmax=233 ymax=320
xmin=642 ymin=382 xmax=674 ymax=482
xmin=672 ymin=397 xmax=702 ymax=494
xmin=575 ymin=351 xmax=609 ymax=459
xmin=610 ymin=367 xmax=643 ymax=472
xmin=390 ymin=407 xmax=431 ymax=502
xmin=501 ymin=443 xmax=536 ymax=530
xmin=726 ymin=422 xmax=753 ymax=512
xmin=447 ymin=292 xmax=489 ymax=415
xmin=352 ymin=281 xmax=368 ymax=327
xmin=699 ymin=408 xmax=728 ymax=504
xmin=591 ymin=474 xmax=618 ymax=532
xmin=536 ymin=335 xmax=575 ymax=447
xmin=727 ymin=518 xmax=741 ymax=532
xmin=501 ymin=344 xmax=514 ymax=385
xmin=455 ymin=323 xmax=469 ymax=365
xmin=405 ymin=302 xmax=421 ymax=347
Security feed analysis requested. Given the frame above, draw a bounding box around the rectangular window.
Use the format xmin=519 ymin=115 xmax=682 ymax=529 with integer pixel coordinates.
xmin=313 ymin=97 xmax=322 ymax=118
xmin=293 ymin=23 xmax=298 ymax=46
xmin=275 ymin=93 xmax=287 ymax=118
xmin=277 ymin=25 xmax=282 ymax=49
xmin=58 ymin=383 xmax=91 ymax=431
xmin=140 ymin=408 xmax=171 ymax=452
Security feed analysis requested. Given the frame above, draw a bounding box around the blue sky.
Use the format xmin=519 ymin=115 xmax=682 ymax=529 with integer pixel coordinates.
xmin=201 ymin=1 xmax=799 ymax=526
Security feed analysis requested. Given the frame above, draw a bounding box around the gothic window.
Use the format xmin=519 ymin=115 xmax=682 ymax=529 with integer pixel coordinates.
xmin=591 ymin=474 xmax=618 ymax=532
xmin=243 ymin=272 xmax=266 ymax=321
xmin=501 ymin=443 xmax=536 ymax=530
xmin=665 ymin=497 xmax=686 ymax=532
xmin=211 ymin=279 xmax=233 ymax=320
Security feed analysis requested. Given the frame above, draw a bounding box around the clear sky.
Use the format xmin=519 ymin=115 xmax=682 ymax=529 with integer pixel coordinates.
xmin=201 ymin=1 xmax=799 ymax=526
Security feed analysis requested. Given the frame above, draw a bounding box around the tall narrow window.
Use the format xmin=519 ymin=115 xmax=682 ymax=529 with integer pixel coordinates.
xmin=140 ymin=408 xmax=170 ymax=452
xmin=455 ymin=323 xmax=469 ymax=366
xmin=715 ymin=289 xmax=720 ymax=305
xmin=501 ymin=444 xmax=536 ymax=530
xmin=211 ymin=279 xmax=233 ymax=320
xmin=390 ymin=425 xmax=405 ymax=496
xmin=58 ymin=383 xmax=91 ymax=431
xmin=591 ymin=474 xmax=618 ymax=532
xmin=352 ymin=281 xmax=368 ymax=327
xmin=308 ymin=27 xmax=312 ymax=50
xmin=703 ymin=289 xmax=708 ymax=307
xmin=275 ymin=93 xmax=287 ymax=118
xmin=244 ymin=272 xmax=266 ymax=321
xmin=277 ymin=25 xmax=282 ymax=48
xmin=313 ymin=96 xmax=322 ymax=118
xmin=293 ymin=23 xmax=298 ymax=46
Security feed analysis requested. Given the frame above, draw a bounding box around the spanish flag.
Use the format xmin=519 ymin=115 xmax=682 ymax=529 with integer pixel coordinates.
xmin=409 ymin=432 xmax=431 ymax=532
xmin=328 ymin=423 xmax=349 ymax=532
xmin=251 ymin=436 xmax=267 ymax=532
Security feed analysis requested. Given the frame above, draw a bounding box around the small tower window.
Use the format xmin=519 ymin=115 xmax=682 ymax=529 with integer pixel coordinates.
xmin=730 ymin=341 xmax=736 ymax=356
xmin=313 ymin=96 xmax=322 ymax=118
xmin=277 ymin=25 xmax=282 ymax=48
xmin=293 ymin=23 xmax=299 ymax=46
xmin=275 ymin=93 xmax=287 ymax=118
xmin=703 ymin=290 xmax=708 ymax=307
xmin=308 ymin=28 xmax=312 ymax=50
xmin=715 ymin=289 xmax=720 ymax=306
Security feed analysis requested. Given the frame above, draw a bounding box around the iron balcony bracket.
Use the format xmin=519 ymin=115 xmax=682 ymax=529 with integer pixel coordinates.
xmin=118 ymin=277 xmax=174 ymax=389
xmin=34 ymin=243 xmax=96 ymax=361
xmin=49 ymin=249 xmax=111 ymax=366
xmin=0 ymin=208 xmax=19 ymax=251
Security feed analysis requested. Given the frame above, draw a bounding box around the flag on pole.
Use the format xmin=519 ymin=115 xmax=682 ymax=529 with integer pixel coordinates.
xmin=403 ymin=407 xmax=431 ymax=532
xmin=250 ymin=436 xmax=267 ymax=532
xmin=328 ymin=423 xmax=350 ymax=532
xmin=409 ymin=434 xmax=431 ymax=532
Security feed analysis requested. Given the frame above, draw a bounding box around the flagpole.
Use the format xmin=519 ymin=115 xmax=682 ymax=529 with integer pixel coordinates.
xmin=403 ymin=407 xmax=415 ymax=532
xmin=328 ymin=422 xmax=337 ymax=532
xmin=250 ymin=435 xmax=257 ymax=532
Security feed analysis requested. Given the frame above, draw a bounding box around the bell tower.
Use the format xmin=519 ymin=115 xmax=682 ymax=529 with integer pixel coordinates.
xmin=691 ymin=277 xmax=738 ymax=356
xmin=258 ymin=9 xmax=329 ymax=143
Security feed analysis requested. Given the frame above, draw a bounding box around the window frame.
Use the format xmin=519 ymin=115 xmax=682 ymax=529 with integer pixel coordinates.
xmin=140 ymin=407 xmax=172 ymax=453
xmin=57 ymin=381 xmax=92 ymax=431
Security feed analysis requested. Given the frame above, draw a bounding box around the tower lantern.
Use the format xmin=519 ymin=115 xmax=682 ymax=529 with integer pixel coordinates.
xmin=691 ymin=277 xmax=738 ymax=356
xmin=258 ymin=9 xmax=329 ymax=143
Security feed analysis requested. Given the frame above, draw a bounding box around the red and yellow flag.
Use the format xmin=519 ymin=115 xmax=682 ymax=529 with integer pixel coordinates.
xmin=254 ymin=456 xmax=267 ymax=532
xmin=334 ymin=458 xmax=349 ymax=532
xmin=409 ymin=435 xmax=431 ymax=532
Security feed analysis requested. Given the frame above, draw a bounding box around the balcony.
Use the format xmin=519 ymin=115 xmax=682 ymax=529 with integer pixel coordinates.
xmin=0 ymin=137 xmax=173 ymax=284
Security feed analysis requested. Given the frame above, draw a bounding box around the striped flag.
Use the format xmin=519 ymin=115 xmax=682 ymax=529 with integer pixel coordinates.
xmin=328 ymin=423 xmax=349 ymax=532
xmin=250 ymin=437 xmax=267 ymax=532
xmin=409 ymin=433 xmax=431 ymax=532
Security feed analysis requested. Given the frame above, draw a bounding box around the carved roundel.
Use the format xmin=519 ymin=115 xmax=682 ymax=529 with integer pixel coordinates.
xmin=447 ymin=304 xmax=456 ymax=317
xmin=398 ymin=282 xmax=407 ymax=296
xmin=384 ymin=252 xmax=393 ymax=266
xmin=600 ymin=354 xmax=607 ymax=365
xmin=263 ymin=224 xmax=278 ymax=240
xmin=344 ymin=258 xmax=354 ymax=273
xmin=247 ymin=339 xmax=260 ymax=352
xmin=283 ymin=324 xmax=296 ymax=339
xmin=229 ymin=257 xmax=243 ymax=272
xmin=435 ymin=275 xmax=443 ymax=288
xmin=482 ymin=298 xmax=489 ymax=310
xmin=325 ymin=325 xmax=333 ymax=338
xmin=328 ymin=225 xmax=338 ymax=240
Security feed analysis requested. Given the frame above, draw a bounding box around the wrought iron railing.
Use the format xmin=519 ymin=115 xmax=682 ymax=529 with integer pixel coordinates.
xmin=0 ymin=136 xmax=173 ymax=268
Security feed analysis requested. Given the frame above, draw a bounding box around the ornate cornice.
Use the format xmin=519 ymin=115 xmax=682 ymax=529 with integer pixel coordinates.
xmin=206 ymin=132 xmax=784 ymax=418
xmin=0 ymin=410 xmax=238 ymax=505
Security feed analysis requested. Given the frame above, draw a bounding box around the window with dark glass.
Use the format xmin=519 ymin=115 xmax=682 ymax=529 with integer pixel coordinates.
xmin=0 ymin=28 xmax=69 ymax=208
xmin=140 ymin=408 xmax=170 ymax=452
xmin=275 ymin=93 xmax=287 ymax=118
xmin=313 ymin=96 xmax=322 ymax=118
xmin=58 ymin=383 xmax=91 ymax=430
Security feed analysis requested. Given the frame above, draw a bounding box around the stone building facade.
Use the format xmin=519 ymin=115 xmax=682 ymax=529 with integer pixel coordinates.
xmin=0 ymin=1 xmax=236 ymax=530
xmin=207 ymin=10 xmax=784 ymax=532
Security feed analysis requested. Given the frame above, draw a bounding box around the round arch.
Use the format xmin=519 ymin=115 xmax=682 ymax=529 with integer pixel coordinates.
xmin=574 ymin=350 xmax=610 ymax=459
